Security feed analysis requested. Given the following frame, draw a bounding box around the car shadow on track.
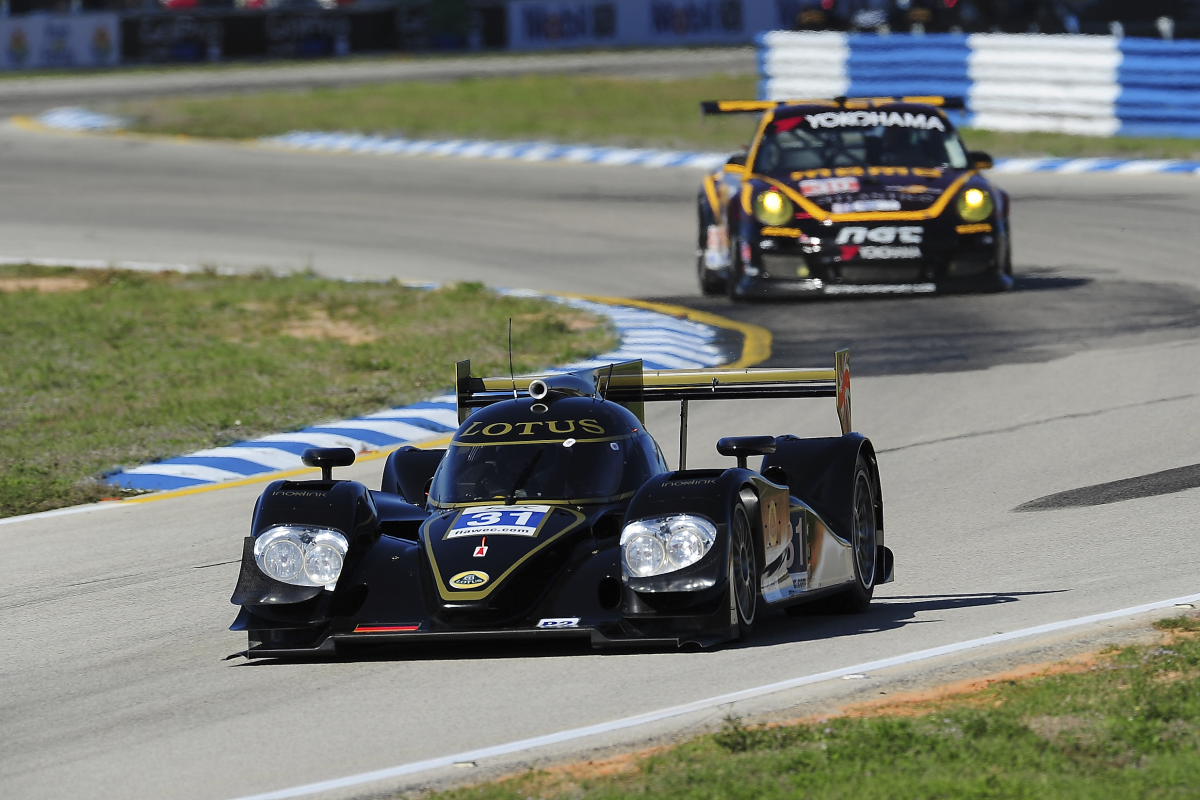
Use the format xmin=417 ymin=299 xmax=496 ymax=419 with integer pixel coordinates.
xmin=740 ymin=589 xmax=1068 ymax=650
xmin=228 ymin=591 xmax=1067 ymax=665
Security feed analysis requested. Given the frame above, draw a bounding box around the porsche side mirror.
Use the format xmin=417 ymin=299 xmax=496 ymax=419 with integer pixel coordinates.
xmin=968 ymin=150 xmax=994 ymax=170
xmin=717 ymin=435 xmax=777 ymax=469
xmin=302 ymin=447 xmax=356 ymax=480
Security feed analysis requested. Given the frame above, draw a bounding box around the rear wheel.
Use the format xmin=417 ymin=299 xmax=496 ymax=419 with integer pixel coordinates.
xmin=824 ymin=457 xmax=878 ymax=614
xmin=728 ymin=503 xmax=760 ymax=639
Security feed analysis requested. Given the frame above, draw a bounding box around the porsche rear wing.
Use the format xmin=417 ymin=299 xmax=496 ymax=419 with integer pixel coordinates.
xmin=455 ymin=350 xmax=854 ymax=461
xmin=701 ymin=96 xmax=965 ymax=115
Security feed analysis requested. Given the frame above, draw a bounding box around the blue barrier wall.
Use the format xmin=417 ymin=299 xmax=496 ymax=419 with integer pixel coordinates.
xmin=760 ymin=32 xmax=1200 ymax=138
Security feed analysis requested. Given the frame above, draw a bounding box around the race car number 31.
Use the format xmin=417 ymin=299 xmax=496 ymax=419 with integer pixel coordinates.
xmin=445 ymin=505 xmax=551 ymax=538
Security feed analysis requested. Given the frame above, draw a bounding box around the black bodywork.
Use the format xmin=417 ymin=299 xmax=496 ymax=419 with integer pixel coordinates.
xmin=697 ymin=97 xmax=1012 ymax=300
xmin=230 ymin=356 xmax=893 ymax=657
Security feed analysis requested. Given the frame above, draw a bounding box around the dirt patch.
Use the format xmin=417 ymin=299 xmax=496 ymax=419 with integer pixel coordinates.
xmin=0 ymin=276 xmax=92 ymax=293
xmin=282 ymin=310 xmax=379 ymax=345
xmin=493 ymin=746 xmax=670 ymax=799
xmin=827 ymin=651 xmax=1108 ymax=720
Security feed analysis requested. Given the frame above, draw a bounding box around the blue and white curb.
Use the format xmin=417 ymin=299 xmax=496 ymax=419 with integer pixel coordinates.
xmin=31 ymin=108 xmax=1199 ymax=176
xmin=35 ymin=107 xmax=126 ymax=132
xmin=260 ymin=130 xmax=730 ymax=170
xmin=258 ymin=130 xmax=1200 ymax=176
xmin=104 ymin=292 xmax=739 ymax=492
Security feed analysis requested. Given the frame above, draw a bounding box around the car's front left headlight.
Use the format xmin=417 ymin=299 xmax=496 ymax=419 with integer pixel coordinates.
xmin=956 ymin=187 xmax=994 ymax=222
xmin=621 ymin=515 xmax=717 ymax=577
xmin=753 ymin=189 xmax=794 ymax=226
xmin=253 ymin=525 xmax=349 ymax=589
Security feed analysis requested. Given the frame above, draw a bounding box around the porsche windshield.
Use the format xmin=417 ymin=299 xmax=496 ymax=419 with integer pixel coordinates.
xmin=430 ymin=436 xmax=660 ymax=505
xmin=753 ymin=110 xmax=969 ymax=173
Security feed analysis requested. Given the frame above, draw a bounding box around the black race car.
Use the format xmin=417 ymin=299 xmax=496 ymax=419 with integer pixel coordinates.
xmin=697 ymin=96 xmax=1012 ymax=300
xmin=229 ymin=353 xmax=892 ymax=657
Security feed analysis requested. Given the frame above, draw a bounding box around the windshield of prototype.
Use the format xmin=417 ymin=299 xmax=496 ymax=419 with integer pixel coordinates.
xmin=430 ymin=434 xmax=664 ymax=505
xmin=753 ymin=109 xmax=969 ymax=173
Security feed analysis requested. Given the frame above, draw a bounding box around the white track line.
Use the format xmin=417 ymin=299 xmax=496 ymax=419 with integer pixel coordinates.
xmin=230 ymin=590 xmax=1200 ymax=800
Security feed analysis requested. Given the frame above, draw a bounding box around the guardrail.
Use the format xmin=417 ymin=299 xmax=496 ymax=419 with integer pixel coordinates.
xmin=759 ymin=31 xmax=1200 ymax=138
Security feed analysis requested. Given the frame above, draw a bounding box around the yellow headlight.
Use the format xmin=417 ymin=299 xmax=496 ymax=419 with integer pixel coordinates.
xmin=957 ymin=188 xmax=994 ymax=223
xmin=753 ymin=190 xmax=794 ymax=226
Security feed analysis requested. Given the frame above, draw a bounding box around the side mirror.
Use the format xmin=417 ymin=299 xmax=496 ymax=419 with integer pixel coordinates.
xmin=717 ymin=435 xmax=777 ymax=470
xmin=725 ymin=152 xmax=747 ymax=167
xmin=968 ymin=150 xmax=994 ymax=170
xmin=302 ymin=447 xmax=356 ymax=481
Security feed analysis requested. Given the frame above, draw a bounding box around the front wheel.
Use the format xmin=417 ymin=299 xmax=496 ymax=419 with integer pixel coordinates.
xmin=726 ymin=238 xmax=748 ymax=303
xmin=728 ymin=503 xmax=760 ymax=639
xmin=697 ymin=207 xmax=727 ymax=296
xmin=824 ymin=457 xmax=878 ymax=613
xmin=697 ymin=248 xmax=725 ymax=296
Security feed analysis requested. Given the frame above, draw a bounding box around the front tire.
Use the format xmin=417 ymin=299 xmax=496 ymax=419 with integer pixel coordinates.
xmin=726 ymin=237 xmax=748 ymax=303
xmin=728 ymin=503 xmax=760 ymax=639
xmin=697 ymin=205 xmax=727 ymax=296
xmin=824 ymin=457 xmax=878 ymax=614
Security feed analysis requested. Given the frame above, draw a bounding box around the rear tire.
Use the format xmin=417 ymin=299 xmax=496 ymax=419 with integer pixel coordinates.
xmin=728 ymin=503 xmax=760 ymax=639
xmin=824 ymin=457 xmax=878 ymax=614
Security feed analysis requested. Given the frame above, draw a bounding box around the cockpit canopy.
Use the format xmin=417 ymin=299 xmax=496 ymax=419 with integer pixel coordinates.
xmin=428 ymin=396 xmax=667 ymax=506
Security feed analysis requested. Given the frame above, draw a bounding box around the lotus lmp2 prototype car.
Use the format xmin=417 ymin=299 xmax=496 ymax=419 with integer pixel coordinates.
xmin=697 ymin=96 xmax=1012 ymax=300
xmin=229 ymin=353 xmax=892 ymax=657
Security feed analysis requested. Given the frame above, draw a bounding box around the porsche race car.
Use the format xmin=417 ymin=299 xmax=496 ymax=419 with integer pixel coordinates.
xmin=697 ymin=96 xmax=1012 ymax=299
xmin=229 ymin=353 xmax=892 ymax=657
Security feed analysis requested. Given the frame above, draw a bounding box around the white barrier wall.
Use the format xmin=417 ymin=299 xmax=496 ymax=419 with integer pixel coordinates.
xmin=759 ymin=31 xmax=1200 ymax=138
xmin=0 ymin=13 xmax=121 ymax=71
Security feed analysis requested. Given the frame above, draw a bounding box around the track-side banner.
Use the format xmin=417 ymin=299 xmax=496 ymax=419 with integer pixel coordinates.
xmin=507 ymin=0 xmax=788 ymax=51
xmin=0 ymin=13 xmax=120 ymax=71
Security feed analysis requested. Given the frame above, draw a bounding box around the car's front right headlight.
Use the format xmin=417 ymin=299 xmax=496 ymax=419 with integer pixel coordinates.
xmin=621 ymin=515 xmax=717 ymax=577
xmin=254 ymin=525 xmax=349 ymax=589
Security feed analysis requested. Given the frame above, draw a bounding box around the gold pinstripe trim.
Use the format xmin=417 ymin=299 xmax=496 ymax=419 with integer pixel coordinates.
xmin=423 ymin=507 xmax=587 ymax=600
xmin=429 ymin=491 xmax=636 ymax=510
xmin=449 ymin=434 xmax=634 ymax=447
xmin=744 ymin=107 xmax=776 ymax=183
xmin=702 ymin=173 xmax=721 ymax=219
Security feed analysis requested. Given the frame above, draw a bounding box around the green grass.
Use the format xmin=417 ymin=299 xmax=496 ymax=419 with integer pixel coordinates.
xmin=0 ymin=265 xmax=615 ymax=517
xmin=117 ymin=73 xmax=1200 ymax=160
xmin=433 ymin=615 xmax=1200 ymax=800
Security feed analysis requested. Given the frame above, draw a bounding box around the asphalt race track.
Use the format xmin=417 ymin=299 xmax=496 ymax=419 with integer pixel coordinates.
xmin=1 ymin=120 xmax=1198 ymax=800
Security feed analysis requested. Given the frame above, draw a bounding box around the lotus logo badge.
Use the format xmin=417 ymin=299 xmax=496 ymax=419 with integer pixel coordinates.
xmin=449 ymin=570 xmax=489 ymax=589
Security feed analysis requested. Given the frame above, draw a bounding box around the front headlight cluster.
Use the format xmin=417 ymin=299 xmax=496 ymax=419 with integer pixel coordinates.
xmin=956 ymin=188 xmax=994 ymax=222
xmin=253 ymin=525 xmax=349 ymax=589
xmin=621 ymin=515 xmax=717 ymax=577
xmin=753 ymin=189 xmax=794 ymax=226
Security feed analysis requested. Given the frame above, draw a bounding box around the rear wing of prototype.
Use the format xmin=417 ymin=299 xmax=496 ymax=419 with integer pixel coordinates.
xmin=702 ymin=96 xmax=964 ymax=115
xmin=456 ymin=351 xmax=854 ymax=465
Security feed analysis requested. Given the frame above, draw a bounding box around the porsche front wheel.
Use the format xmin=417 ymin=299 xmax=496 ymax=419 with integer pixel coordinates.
xmin=728 ymin=503 xmax=760 ymax=639
xmin=697 ymin=207 xmax=726 ymax=296
xmin=726 ymin=238 xmax=747 ymax=303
